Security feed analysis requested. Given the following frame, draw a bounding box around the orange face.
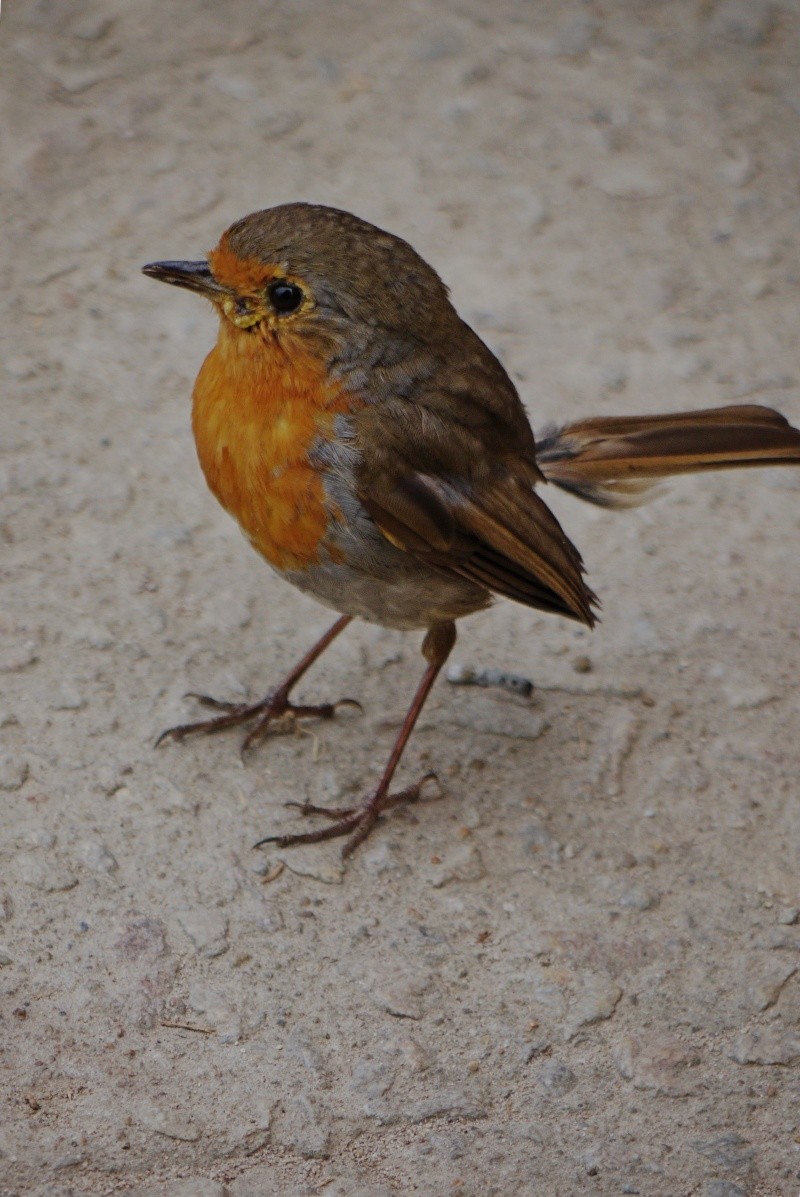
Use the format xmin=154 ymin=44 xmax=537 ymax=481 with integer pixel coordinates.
xmin=189 ymin=237 xmax=351 ymax=572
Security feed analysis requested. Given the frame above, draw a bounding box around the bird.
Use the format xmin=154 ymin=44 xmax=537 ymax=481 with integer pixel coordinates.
xmin=142 ymin=203 xmax=800 ymax=857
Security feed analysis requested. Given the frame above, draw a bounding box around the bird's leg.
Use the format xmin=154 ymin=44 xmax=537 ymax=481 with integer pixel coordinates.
xmin=156 ymin=615 xmax=357 ymax=754
xmin=257 ymin=620 xmax=457 ymax=857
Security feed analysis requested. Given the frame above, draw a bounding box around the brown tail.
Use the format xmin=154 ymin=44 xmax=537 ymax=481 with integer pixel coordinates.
xmin=535 ymin=404 xmax=800 ymax=507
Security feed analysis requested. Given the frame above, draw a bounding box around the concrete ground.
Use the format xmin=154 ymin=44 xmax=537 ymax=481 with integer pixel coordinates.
xmin=2 ymin=1 xmax=800 ymax=1194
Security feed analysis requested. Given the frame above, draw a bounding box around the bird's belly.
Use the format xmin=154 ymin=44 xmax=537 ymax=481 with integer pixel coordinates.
xmin=281 ymin=554 xmax=490 ymax=630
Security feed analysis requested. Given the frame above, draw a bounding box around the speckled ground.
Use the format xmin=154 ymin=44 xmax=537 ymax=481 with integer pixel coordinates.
xmin=2 ymin=2 xmax=800 ymax=1195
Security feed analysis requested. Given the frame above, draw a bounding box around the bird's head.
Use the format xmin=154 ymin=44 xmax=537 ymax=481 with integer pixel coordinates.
xmin=142 ymin=203 xmax=453 ymax=356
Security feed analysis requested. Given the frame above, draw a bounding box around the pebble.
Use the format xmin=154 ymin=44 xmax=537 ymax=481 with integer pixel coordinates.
xmin=618 ymin=886 xmax=660 ymax=912
xmin=115 ymin=915 xmax=167 ymax=961
xmin=548 ymin=13 xmax=599 ymax=58
xmin=614 ymin=1034 xmax=701 ymax=1096
xmin=277 ymin=848 xmax=344 ymax=885
xmin=149 ymin=776 xmax=194 ymax=814
xmin=271 ymin=1092 xmax=332 ymax=1158
xmin=187 ymin=981 xmax=241 ymax=1041
xmin=0 ymin=753 xmax=29 ymax=792
xmin=126 ymin=1181 xmax=226 ymax=1197
xmin=435 ymin=691 xmax=546 ymax=740
xmin=692 ymin=1133 xmax=754 ymax=1170
xmin=777 ymin=906 xmax=799 ymax=926
xmin=722 ymin=681 xmax=776 ymax=711
xmin=0 ymin=946 xmax=11 ymax=966
xmin=72 ymin=620 xmax=115 ymax=650
xmin=704 ymin=1182 xmax=748 ymax=1197
xmin=139 ymin=1105 xmax=200 ymax=1142
xmin=730 ymin=1027 xmax=800 ymax=1066
xmin=706 ymin=0 xmax=775 ymax=46
xmin=588 ymin=709 xmax=640 ymax=798
xmin=365 ymin=963 xmax=431 ymax=1020
xmin=562 ymin=974 xmax=622 ymax=1040
xmin=176 ymin=907 xmax=229 ymax=958
xmin=405 ymin=1092 xmax=486 ymax=1125
xmin=16 ymin=854 xmax=77 ymax=893
xmin=425 ymin=844 xmax=485 ymax=888
xmin=76 ymin=838 xmax=119 ymax=874
xmin=719 ymin=151 xmax=755 ymax=188
xmin=49 ymin=683 xmax=85 ymax=711
xmin=524 ymin=822 xmax=562 ymax=862
xmin=287 ymin=1026 xmax=331 ymax=1085
xmin=741 ymin=957 xmax=796 ymax=1013
xmin=592 ymin=160 xmax=668 ymax=200
xmin=69 ymin=13 xmax=115 ymax=40
xmin=318 ymin=1179 xmax=394 ymax=1197
xmin=350 ymin=1055 xmax=396 ymax=1102
xmin=0 ymin=636 xmax=37 ymax=675
xmin=538 ymin=1059 xmax=577 ymax=1096
xmin=361 ymin=841 xmax=402 ymax=877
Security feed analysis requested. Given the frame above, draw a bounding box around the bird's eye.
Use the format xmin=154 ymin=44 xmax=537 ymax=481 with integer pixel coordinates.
xmin=267 ymin=281 xmax=304 ymax=315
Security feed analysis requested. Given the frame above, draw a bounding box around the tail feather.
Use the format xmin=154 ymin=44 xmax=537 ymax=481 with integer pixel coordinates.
xmin=536 ymin=404 xmax=800 ymax=507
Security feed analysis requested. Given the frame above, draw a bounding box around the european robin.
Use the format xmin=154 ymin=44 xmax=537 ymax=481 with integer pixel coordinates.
xmin=143 ymin=203 xmax=800 ymax=856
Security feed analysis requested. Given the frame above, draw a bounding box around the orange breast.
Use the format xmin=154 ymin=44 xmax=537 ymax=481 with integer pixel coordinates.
xmin=192 ymin=321 xmax=348 ymax=572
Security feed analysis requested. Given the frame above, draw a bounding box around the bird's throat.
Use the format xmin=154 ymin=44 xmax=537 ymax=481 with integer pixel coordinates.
xmin=191 ymin=321 xmax=347 ymax=571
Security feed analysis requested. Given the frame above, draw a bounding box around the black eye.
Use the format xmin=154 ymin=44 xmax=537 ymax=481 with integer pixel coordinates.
xmin=267 ymin=281 xmax=303 ymax=314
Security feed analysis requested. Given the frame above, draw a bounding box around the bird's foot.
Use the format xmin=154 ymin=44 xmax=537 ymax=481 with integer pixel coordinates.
xmin=256 ymin=772 xmax=439 ymax=858
xmin=156 ymin=688 xmax=361 ymax=756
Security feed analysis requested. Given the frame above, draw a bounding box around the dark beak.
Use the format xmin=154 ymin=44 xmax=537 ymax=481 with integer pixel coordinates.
xmin=141 ymin=259 xmax=227 ymax=299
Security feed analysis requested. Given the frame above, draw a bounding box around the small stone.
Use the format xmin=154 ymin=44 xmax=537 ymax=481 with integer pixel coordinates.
xmin=562 ymin=974 xmax=622 ymax=1040
xmin=592 ymin=160 xmax=668 ymax=200
xmin=176 ymin=907 xmax=229 ymax=958
xmin=730 ymin=1027 xmax=800 ymax=1066
xmin=271 ymin=1093 xmax=332 ymax=1158
xmin=16 ymin=854 xmax=77 ymax=893
xmin=618 ymin=886 xmax=659 ymax=912
xmin=0 ymin=946 xmax=12 ymax=965
xmin=115 ymin=915 xmax=168 ymax=961
xmin=426 ymin=844 xmax=485 ymax=888
xmin=73 ymin=620 xmax=114 ymax=650
xmin=277 ymin=848 xmax=344 ymax=885
xmin=741 ymin=957 xmax=796 ymax=1012
xmin=187 ymin=982 xmax=240 ymax=1040
xmin=524 ymin=822 xmax=562 ymax=861
xmin=414 ymin=1095 xmax=488 ymax=1127
xmin=0 ymin=641 xmax=37 ymax=672
xmin=614 ymin=1034 xmax=701 ymax=1096
xmin=692 ymin=1133 xmax=754 ymax=1170
xmin=0 ymin=754 xmax=28 ymax=792
xmin=139 ymin=1105 xmax=200 ymax=1142
xmin=548 ymin=13 xmax=599 ymax=57
xmin=361 ymin=841 xmax=402 ymax=877
xmin=76 ymin=839 xmax=118 ymax=874
xmin=572 ymin=655 xmax=593 ymax=674
xmin=447 ymin=701 xmax=546 ymax=740
xmin=719 ymin=151 xmax=755 ymax=188
xmin=704 ymin=1182 xmax=748 ymax=1197
xmin=777 ymin=906 xmax=799 ymax=926
xmin=70 ymin=13 xmax=115 ymax=40
xmin=707 ymin=0 xmax=775 ymax=46
xmin=365 ymin=964 xmax=431 ymax=1020
xmin=538 ymin=1059 xmax=577 ymax=1096
xmin=49 ymin=683 xmax=85 ymax=711
xmin=722 ymin=681 xmax=776 ymax=710
xmin=149 ymin=776 xmax=193 ymax=814
xmin=588 ymin=709 xmax=640 ymax=797
xmin=127 ymin=1181 xmax=226 ymax=1197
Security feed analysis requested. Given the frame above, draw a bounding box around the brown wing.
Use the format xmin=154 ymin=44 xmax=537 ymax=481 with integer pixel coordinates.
xmin=361 ymin=470 xmax=597 ymax=626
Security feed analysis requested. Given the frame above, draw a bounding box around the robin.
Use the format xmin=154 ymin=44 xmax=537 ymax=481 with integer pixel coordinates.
xmin=143 ymin=203 xmax=800 ymax=856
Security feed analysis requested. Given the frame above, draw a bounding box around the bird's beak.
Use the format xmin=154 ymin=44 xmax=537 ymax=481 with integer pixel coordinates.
xmin=141 ymin=259 xmax=228 ymax=300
